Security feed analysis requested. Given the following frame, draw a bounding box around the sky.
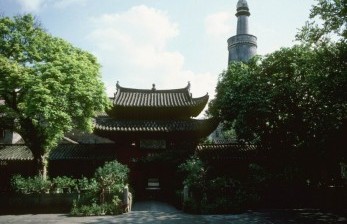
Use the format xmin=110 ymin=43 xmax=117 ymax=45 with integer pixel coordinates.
xmin=1 ymin=0 xmax=316 ymax=101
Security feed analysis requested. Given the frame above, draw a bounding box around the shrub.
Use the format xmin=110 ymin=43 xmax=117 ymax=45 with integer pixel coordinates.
xmin=11 ymin=174 xmax=51 ymax=194
xmin=11 ymin=174 xmax=27 ymax=193
xmin=77 ymin=177 xmax=98 ymax=193
xmin=180 ymin=157 xmax=260 ymax=214
xmin=52 ymin=176 xmax=76 ymax=193
xmin=70 ymin=160 xmax=129 ymax=216
xmin=71 ymin=195 xmax=123 ymax=216
xmin=95 ymin=161 xmax=129 ymax=195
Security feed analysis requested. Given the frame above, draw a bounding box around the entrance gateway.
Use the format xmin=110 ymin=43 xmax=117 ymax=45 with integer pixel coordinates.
xmin=94 ymin=82 xmax=218 ymax=200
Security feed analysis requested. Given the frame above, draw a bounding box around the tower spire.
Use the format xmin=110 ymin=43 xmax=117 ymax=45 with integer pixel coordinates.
xmin=227 ymin=0 xmax=257 ymax=63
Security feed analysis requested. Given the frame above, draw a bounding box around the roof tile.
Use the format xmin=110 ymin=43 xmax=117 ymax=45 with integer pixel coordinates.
xmin=94 ymin=117 xmax=218 ymax=133
xmin=0 ymin=145 xmax=33 ymax=161
xmin=114 ymin=83 xmax=208 ymax=108
xmin=196 ymin=143 xmax=265 ymax=160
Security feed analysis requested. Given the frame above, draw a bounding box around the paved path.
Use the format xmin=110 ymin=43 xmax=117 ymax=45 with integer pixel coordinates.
xmin=0 ymin=201 xmax=346 ymax=223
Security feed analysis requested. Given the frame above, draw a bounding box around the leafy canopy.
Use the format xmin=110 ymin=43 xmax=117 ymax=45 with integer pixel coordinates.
xmin=208 ymin=44 xmax=346 ymax=150
xmin=296 ymin=0 xmax=347 ymax=44
xmin=208 ymin=0 xmax=347 ymax=150
xmin=0 ymin=15 xmax=109 ymax=161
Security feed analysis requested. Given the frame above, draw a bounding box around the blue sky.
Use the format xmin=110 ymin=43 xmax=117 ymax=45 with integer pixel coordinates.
xmin=1 ymin=0 xmax=315 ymax=99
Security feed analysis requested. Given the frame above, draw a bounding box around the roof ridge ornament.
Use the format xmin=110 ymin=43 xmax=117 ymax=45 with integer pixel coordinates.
xmin=152 ymin=84 xmax=156 ymax=91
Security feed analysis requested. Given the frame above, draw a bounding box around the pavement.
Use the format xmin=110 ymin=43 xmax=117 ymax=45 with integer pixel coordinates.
xmin=0 ymin=201 xmax=346 ymax=223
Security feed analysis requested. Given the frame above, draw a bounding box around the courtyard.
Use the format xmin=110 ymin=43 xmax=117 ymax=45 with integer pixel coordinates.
xmin=0 ymin=201 xmax=346 ymax=224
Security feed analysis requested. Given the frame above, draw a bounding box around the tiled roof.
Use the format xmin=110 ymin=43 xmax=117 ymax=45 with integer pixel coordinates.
xmin=197 ymin=143 xmax=258 ymax=151
xmin=0 ymin=143 xmax=262 ymax=161
xmin=50 ymin=144 xmax=117 ymax=160
xmin=94 ymin=117 xmax=218 ymax=133
xmin=196 ymin=143 xmax=263 ymax=160
xmin=0 ymin=144 xmax=118 ymax=161
xmin=0 ymin=145 xmax=33 ymax=161
xmin=113 ymin=82 xmax=208 ymax=108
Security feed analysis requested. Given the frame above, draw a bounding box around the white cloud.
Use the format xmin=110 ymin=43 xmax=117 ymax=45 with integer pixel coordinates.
xmin=205 ymin=12 xmax=233 ymax=38
xmin=16 ymin=0 xmax=45 ymax=12
xmin=88 ymin=5 xmax=216 ymax=104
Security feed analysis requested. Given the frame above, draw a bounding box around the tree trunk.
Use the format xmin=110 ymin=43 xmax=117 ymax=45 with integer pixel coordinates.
xmin=19 ymin=118 xmax=49 ymax=180
xmin=34 ymin=154 xmax=48 ymax=180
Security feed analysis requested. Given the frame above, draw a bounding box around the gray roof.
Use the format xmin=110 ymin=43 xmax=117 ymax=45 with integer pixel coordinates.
xmin=94 ymin=117 xmax=218 ymax=133
xmin=0 ymin=145 xmax=33 ymax=161
xmin=197 ymin=143 xmax=263 ymax=160
xmin=0 ymin=143 xmax=263 ymax=161
xmin=114 ymin=82 xmax=208 ymax=108
xmin=50 ymin=144 xmax=117 ymax=160
xmin=0 ymin=144 xmax=118 ymax=161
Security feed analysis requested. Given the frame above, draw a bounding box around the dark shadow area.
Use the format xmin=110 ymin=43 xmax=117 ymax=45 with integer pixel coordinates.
xmin=0 ymin=192 xmax=75 ymax=215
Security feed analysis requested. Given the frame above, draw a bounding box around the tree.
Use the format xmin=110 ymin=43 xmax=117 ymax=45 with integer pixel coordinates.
xmin=296 ymin=0 xmax=347 ymax=45
xmin=208 ymin=0 xmax=347 ymax=153
xmin=208 ymin=44 xmax=346 ymax=151
xmin=0 ymin=15 xmax=110 ymax=177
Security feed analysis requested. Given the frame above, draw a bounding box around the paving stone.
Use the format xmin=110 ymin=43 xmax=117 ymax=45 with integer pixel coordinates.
xmin=0 ymin=201 xmax=346 ymax=223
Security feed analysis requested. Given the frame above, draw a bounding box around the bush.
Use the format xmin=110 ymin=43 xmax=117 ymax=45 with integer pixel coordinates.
xmin=11 ymin=174 xmax=51 ymax=194
xmin=77 ymin=177 xmax=98 ymax=193
xmin=70 ymin=160 xmax=129 ymax=216
xmin=94 ymin=160 xmax=129 ymax=197
xmin=52 ymin=176 xmax=76 ymax=193
xmin=71 ymin=195 xmax=123 ymax=216
xmin=180 ymin=157 xmax=261 ymax=214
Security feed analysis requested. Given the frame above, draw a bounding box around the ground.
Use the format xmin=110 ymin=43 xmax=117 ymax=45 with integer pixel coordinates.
xmin=0 ymin=201 xmax=346 ymax=223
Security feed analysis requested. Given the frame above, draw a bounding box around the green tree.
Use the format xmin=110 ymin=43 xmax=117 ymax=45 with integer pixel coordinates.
xmin=208 ymin=0 xmax=347 ymax=153
xmin=0 ymin=15 xmax=110 ymax=177
xmin=296 ymin=0 xmax=347 ymax=44
xmin=209 ymin=44 xmax=346 ymax=150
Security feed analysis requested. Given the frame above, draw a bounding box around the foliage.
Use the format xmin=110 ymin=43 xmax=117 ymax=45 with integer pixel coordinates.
xmin=296 ymin=0 xmax=347 ymax=45
xmin=52 ymin=176 xmax=76 ymax=192
xmin=71 ymin=196 xmax=122 ymax=216
xmin=11 ymin=175 xmax=99 ymax=195
xmin=71 ymin=160 xmax=129 ymax=216
xmin=179 ymin=155 xmax=206 ymax=188
xmin=77 ymin=177 xmax=98 ymax=192
xmin=11 ymin=174 xmax=51 ymax=194
xmin=94 ymin=160 xmax=129 ymax=196
xmin=203 ymin=177 xmax=252 ymax=214
xmin=0 ymin=14 xmax=110 ymax=176
xmin=180 ymin=157 xmax=258 ymax=214
xmin=208 ymin=43 xmax=346 ymax=152
xmin=208 ymin=0 xmax=346 ymax=156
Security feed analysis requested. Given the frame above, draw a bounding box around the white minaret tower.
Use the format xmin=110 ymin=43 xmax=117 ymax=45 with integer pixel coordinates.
xmin=228 ymin=0 xmax=257 ymax=63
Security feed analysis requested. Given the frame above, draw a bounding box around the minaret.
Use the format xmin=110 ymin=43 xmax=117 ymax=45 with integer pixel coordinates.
xmin=228 ymin=0 xmax=257 ymax=63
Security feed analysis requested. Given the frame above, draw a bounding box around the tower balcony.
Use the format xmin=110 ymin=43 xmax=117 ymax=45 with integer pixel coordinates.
xmin=228 ymin=34 xmax=257 ymax=49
